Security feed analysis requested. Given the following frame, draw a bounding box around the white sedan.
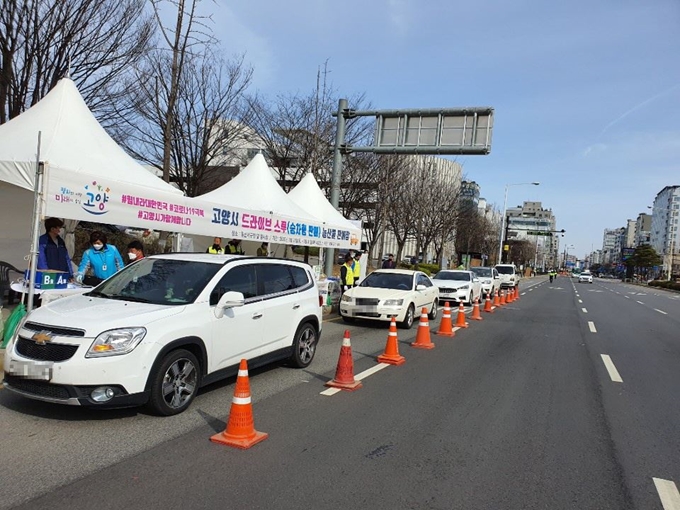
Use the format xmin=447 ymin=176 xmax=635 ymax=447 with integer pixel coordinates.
xmin=431 ymin=270 xmax=482 ymax=305
xmin=578 ymin=272 xmax=593 ymax=283
xmin=339 ymin=269 xmax=439 ymax=329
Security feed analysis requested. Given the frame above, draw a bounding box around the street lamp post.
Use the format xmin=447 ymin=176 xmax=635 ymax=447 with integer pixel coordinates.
xmin=497 ymin=182 xmax=540 ymax=264
xmin=563 ymin=244 xmax=574 ymax=272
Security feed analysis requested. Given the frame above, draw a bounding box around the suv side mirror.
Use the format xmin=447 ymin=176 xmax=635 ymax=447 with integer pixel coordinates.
xmin=494 ymin=275 xmax=500 ymax=279
xmin=215 ymin=291 xmax=245 ymax=318
xmin=472 ymin=277 xmax=480 ymax=283
xmin=416 ymin=284 xmax=427 ymax=291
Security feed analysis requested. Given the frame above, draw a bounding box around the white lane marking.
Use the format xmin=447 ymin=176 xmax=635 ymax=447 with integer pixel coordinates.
xmin=588 ymin=321 xmax=597 ymax=333
xmin=625 ymin=296 xmax=630 ymax=299
xmin=582 ymin=308 xmax=588 ymax=313
xmin=600 ymin=354 xmax=623 ymax=383
xmin=521 ymin=292 xmax=526 ymax=295
xmin=654 ymin=478 xmax=680 ymax=510
xmin=578 ymin=299 xmax=583 ymax=303
xmin=637 ymin=300 xmax=644 ymax=305
xmin=655 ymin=309 xmax=668 ymax=315
xmin=321 ymin=363 xmax=390 ymax=396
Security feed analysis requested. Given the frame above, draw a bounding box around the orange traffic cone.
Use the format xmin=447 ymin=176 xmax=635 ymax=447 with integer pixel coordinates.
xmin=500 ymin=289 xmax=507 ymax=306
xmin=436 ymin=301 xmax=455 ymax=337
xmin=377 ymin=317 xmax=406 ymax=365
xmin=454 ymin=301 xmax=469 ymax=328
xmin=484 ymin=293 xmax=494 ymax=313
xmin=507 ymin=288 xmax=514 ymax=303
xmin=411 ymin=307 xmax=435 ymax=349
xmin=515 ymin=286 xmax=520 ymax=301
xmin=326 ymin=330 xmax=362 ymax=390
xmin=470 ymin=298 xmax=483 ymax=320
xmin=211 ymin=359 xmax=269 ymax=449
xmin=493 ymin=289 xmax=500 ymax=307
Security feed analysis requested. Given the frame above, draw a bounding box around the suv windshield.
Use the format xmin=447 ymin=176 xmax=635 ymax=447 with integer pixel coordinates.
xmin=495 ymin=266 xmax=515 ymax=275
xmin=470 ymin=267 xmax=492 ymax=277
xmin=90 ymin=258 xmax=222 ymax=305
xmin=433 ymin=271 xmax=470 ymax=281
xmin=360 ymin=272 xmax=413 ymax=290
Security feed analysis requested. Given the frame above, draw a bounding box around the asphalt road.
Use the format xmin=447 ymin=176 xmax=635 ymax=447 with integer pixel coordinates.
xmin=3 ymin=277 xmax=680 ymax=509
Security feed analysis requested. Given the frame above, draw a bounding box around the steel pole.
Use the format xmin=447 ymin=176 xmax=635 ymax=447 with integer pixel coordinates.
xmin=324 ymin=98 xmax=347 ymax=278
xmin=497 ymin=185 xmax=509 ymax=264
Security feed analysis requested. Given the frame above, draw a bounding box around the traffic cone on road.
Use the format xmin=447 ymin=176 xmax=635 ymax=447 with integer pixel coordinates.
xmin=493 ymin=289 xmax=500 ymax=307
xmin=484 ymin=293 xmax=494 ymax=313
xmin=411 ymin=307 xmax=435 ymax=349
xmin=436 ymin=302 xmax=455 ymax=337
xmin=454 ymin=301 xmax=469 ymax=328
xmin=500 ymin=290 xmax=507 ymax=306
xmin=377 ymin=317 xmax=406 ymax=365
xmin=470 ymin=298 xmax=483 ymax=320
xmin=515 ymin=287 xmax=520 ymax=301
xmin=326 ymin=331 xmax=362 ymax=391
xmin=210 ymin=359 xmax=269 ymax=449
xmin=507 ymin=288 xmax=514 ymax=303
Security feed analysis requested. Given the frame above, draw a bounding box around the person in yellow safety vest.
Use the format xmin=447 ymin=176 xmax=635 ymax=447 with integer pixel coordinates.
xmin=207 ymin=237 xmax=224 ymax=254
xmin=226 ymin=239 xmax=244 ymax=254
xmin=256 ymin=242 xmax=269 ymax=257
xmin=340 ymin=253 xmax=355 ymax=291
xmin=352 ymin=252 xmax=361 ymax=287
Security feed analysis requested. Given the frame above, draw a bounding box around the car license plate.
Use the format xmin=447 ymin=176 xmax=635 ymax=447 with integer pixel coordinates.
xmin=8 ymin=360 xmax=53 ymax=381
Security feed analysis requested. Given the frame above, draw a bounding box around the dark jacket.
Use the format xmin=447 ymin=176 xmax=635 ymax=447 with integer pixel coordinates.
xmin=382 ymin=259 xmax=396 ymax=269
xmin=37 ymin=233 xmax=73 ymax=277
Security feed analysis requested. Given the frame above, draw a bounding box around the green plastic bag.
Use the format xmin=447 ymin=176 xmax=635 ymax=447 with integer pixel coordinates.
xmin=1 ymin=303 xmax=26 ymax=349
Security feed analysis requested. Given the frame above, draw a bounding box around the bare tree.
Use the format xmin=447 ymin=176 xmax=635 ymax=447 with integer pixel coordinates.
xmin=111 ymin=50 xmax=253 ymax=196
xmin=0 ymin=0 xmax=153 ymax=124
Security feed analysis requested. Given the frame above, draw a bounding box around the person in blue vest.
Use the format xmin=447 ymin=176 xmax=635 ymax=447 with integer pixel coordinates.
xmin=76 ymin=231 xmax=124 ymax=285
xmin=37 ymin=217 xmax=74 ymax=280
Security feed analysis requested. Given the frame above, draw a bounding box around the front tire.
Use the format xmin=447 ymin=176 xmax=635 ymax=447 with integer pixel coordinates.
xmin=289 ymin=322 xmax=318 ymax=368
xmin=399 ymin=304 xmax=415 ymax=329
xmin=341 ymin=315 xmax=355 ymax=324
xmin=147 ymin=349 xmax=200 ymax=416
xmin=428 ymin=299 xmax=438 ymax=320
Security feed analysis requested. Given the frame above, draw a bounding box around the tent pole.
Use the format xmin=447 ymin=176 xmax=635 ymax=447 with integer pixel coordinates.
xmin=27 ymin=133 xmax=43 ymax=313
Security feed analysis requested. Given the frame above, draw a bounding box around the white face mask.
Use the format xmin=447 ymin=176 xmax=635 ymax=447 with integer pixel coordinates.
xmin=128 ymin=252 xmax=137 ymax=260
xmin=93 ymin=243 xmax=103 ymax=251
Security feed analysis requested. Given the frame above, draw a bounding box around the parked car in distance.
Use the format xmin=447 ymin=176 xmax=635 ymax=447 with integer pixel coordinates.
xmin=494 ymin=264 xmax=520 ymax=289
xmin=469 ymin=266 xmax=500 ymax=299
xmin=431 ymin=270 xmax=482 ymax=305
xmin=3 ymin=254 xmax=322 ymax=416
xmin=578 ymin=272 xmax=593 ymax=283
xmin=340 ymin=269 xmax=438 ymax=329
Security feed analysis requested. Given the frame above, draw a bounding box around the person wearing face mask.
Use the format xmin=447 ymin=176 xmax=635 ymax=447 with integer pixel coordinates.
xmin=126 ymin=240 xmax=145 ymax=263
xmin=75 ymin=231 xmax=124 ymax=285
xmin=37 ymin=217 xmax=74 ymax=279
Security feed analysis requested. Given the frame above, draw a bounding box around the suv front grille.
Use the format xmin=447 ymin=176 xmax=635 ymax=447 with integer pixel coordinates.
xmin=23 ymin=322 xmax=85 ymax=337
xmin=16 ymin=337 xmax=79 ymax=362
xmin=4 ymin=375 xmax=71 ymax=400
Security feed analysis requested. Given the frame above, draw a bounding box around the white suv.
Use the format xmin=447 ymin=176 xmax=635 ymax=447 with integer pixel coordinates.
xmin=3 ymin=254 xmax=322 ymax=415
xmin=494 ymin=264 xmax=520 ymax=289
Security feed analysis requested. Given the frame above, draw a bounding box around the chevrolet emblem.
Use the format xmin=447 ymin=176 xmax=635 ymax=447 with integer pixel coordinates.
xmin=32 ymin=331 xmax=53 ymax=345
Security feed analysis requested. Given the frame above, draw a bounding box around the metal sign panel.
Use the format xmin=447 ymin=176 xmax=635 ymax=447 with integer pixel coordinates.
xmin=367 ymin=108 xmax=493 ymax=155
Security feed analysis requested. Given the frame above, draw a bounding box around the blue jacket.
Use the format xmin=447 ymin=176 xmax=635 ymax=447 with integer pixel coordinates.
xmin=78 ymin=245 xmax=125 ymax=279
xmin=38 ymin=233 xmax=74 ymax=277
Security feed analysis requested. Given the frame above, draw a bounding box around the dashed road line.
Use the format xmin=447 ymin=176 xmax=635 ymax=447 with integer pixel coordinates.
xmin=600 ymin=354 xmax=623 ymax=383
xmin=655 ymin=309 xmax=668 ymax=315
xmin=582 ymin=308 xmax=588 ymax=313
xmin=637 ymin=300 xmax=644 ymax=305
xmin=654 ymin=478 xmax=680 ymax=510
xmin=320 ymin=363 xmax=390 ymax=396
xmin=578 ymin=299 xmax=583 ymax=303
xmin=625 ymin=296 xmax=630 ymax=299
xmin=588 ymin=321 xmax=597 ymax=333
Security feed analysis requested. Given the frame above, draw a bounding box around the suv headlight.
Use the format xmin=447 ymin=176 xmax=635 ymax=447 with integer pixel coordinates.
xmin=86 ymin=327 xmax=147 ymax=358
xmin=341 ymin=294 xmax=353 ymax=303
xmin=383 ymin=299 xmax=403 ymax=306
xmin=459 ymin=285 xmax=469 ymax=290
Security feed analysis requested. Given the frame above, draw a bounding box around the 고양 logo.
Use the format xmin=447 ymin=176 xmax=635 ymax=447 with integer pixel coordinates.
xmin=82 ymin=181 xmax=110 ymax=215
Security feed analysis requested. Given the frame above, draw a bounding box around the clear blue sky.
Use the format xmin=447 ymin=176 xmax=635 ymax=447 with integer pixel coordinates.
xmin=213 ymin=0 xmax=680 ymax=258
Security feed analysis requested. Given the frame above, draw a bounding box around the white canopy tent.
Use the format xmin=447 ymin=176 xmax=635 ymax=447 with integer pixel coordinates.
xmin=0 ymin=78 xmax=183 ymax=268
